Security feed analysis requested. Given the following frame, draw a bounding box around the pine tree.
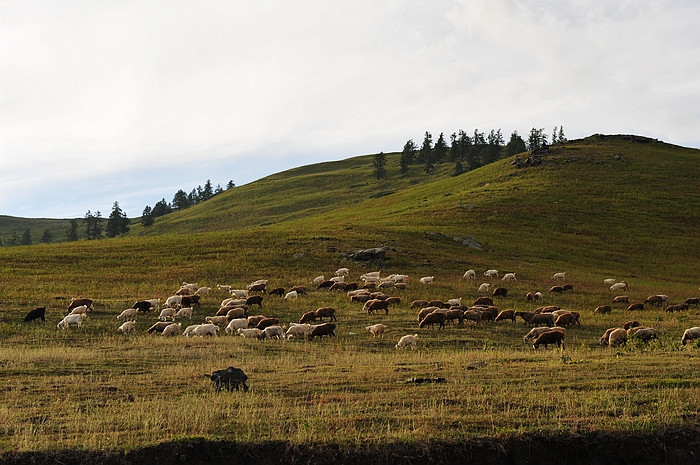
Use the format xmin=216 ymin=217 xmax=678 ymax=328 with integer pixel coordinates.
xmin=527 ymin=128 xmax=547 ymax=151
xmin=201 ymin=180 xmax=214 ymax=201
xmin=504 ymin=131 xmax=527 ymax=157
xmin=66 ymin=220 xmax=79 ymax=242
xmin=20 ymin=228 xmax=31 ymax=245
xmin=417 ymin=132 xmax=432 ymax=164
xmin=83 ymin=210 xmax=103 ymax=240
xmin=152 ymin=199 xmax=172 ymax=217
xmin=372 ymin=152 xmax=387 ymax=179
xmin=557 ymin=125 xmax=567 ymax=144
xmin=41 ymin=229 xmax=53 ymax=243
xmin=141 ymin=206 xmax=154 ymax=227
xmin=227 ymin=180 xmax=235 ymax=189
xmin=106 ymin=202 xmax=129 ymax=238
xmin=400 ymin=139 xmax=417 ymax=175
xmin=172 ymin=190 xmax=189 ymax=210
xmin=434 ymin=132 xmax=448 ymax=163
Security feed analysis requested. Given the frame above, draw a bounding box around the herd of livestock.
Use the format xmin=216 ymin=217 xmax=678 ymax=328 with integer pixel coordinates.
xmin=21 ymin=267 xmax=700 ymax=350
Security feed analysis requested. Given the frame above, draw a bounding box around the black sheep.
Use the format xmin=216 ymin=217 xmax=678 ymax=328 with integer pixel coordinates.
xmin=24 ymin=307 xmax=46 ymax=323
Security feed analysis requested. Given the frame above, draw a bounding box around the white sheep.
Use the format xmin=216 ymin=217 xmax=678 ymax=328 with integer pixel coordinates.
xmin=261 ymin=325 xmax=285 ymax=340
xmin=195 ymin=286 xmax=211 ymax=296
xmin=534 ymin=291 xmax=543 ymax=300
xmin=225 ymin=318 xmax=249 ymax=334
xmin=446 ymin=298 xmax=461 ymax=307
xmin=118 ymin=321 xmax=135 ymax=333
xmin=312 ymin=275 xmax=325 ymax=286
xmin=285 ymin=323 xmax=312 ymax=340
xmin=164 ymin=295 xmax=182 ymax=308
xmin=419 ymin=276 xmax=434 ymax=285
xmin=463 ymin=269 xmax=476 ymax=280
xmin=484 ymin=269 xmax=499 ymax=278
xmin=603 ymin=278 xmax=616 ymax=285
xmin=161 ymin=322 xmax=181 ymax=337
xmin=57 ymin=314 xmax=84 ymax=329
xmin=205 ymin=315 xmax=228 ymax=326
xmin=69 ymin=305 xmax=88 ymax=315
xmin=478 ymin=283 xmax=491 ymax=293
xmin=181 ymin=324 xmax=199 ymax=337
xmin=610 ymin=281 xmax=629 ymax=292
xmin=144 ymin=298 xmax=161 ymax=311
xmin=217 ymin=284 xmax=232 ymax=293
xmin=335 ymin=267 xmax=350 ymax=277
xmin=117 ymin=308 xmax=138 ymax=321
xmin=396 ymin=334 xmax=418 ymax=349
xmin=365 ymin=323 xmax=388 ymax=338
xmin=229 ymin=289 xmax=248 ymax=298
xmin=681 ymin=327 xmax=700 ymax=346
xmin=191 ymin=323 xmax=219 ymax=337
xmin=329 ymin=275 xmax=345 ymax=283
xmin=175 ymin=307 xmax=193 ymax=319
xmin=502 ymin=273 xmax=517 ymax=282
xmin=237 ymin=328 xmax=263 ymax=339
xmin=551 ymin=272 xmax=566 ymax=280
xmin=158 ymin=308 xmax=176 ymax=321
xmin=221 ymin=298 xmax=246 ymax=307
xmin=284 ymin=290 xmax=298 ymax=300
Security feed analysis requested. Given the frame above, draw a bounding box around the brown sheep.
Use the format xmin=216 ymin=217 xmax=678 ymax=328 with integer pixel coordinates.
xmin=628 ymin=327 xmax=658 ymax=343
xmin=246 ymin=295 xmax=264 ymax=307
xmin=623 ymin=320 xmax=640 ymax=330
xmin=492 ymin=287 xmax=508 ymax=298
xmin=317 ymin=280 xmax=334 ymax=290
xmin=411 ymin=300 xmax=429 ymax=309
xmin=299 ymin=311 xmax=317 ymax=324
xmin=473 ymin=296 xmax=494 ymax=306
xmin=463 ymin=309 xmax=482 ymax=324
xmin=225 ymin=307 xmax=247 ymax=320
xmin=385 ymin=296 xmax=402 ymax=306
xmin=528 ymin=313 xmax=555 ymax=327
xmin=314 ymin=307 xmax=337 ymax=322
xmin=495 ymin=309 xmax=516 ymax=323
xmin=536 ymin=305 xmax=560 ymax=313
xmin=665 ymin=303 xmax=688 ymax=313
xmin=247 ymin=315 xmax=267 ymax=328
xmin=417 ymin=306 xmax=439 ymax=322
xmin=525 ymin=292 xmax=534 ymax=302
xmin=554 ymin=312 xmax=577 ymax=327
xmin=256 ymin=317 xmax=280 ymax=330
xmin=370 ymin=292 xmax=389 ymax=300
xmin=627 ymin=303 xmax=644 ymax=311
xmin=419 ymin=311 xmax=446 ymax=329
xmin=308 ymin=323 xmax=336 ymax=340
xmin=514 ymin=311 xmax=535 ymax=324
xmin=533 ymin=330 xmax=565 ymax=349
xmin=329 ymin=282 xmax=348 ymax=291
xmin=478 ymin=306 xmax=499 ymax=322
xmin=444 ymin=309 xmax=464 ymax=325
xmin=644 ymin=295 xmax=664 ymax=306
xmin=612 ymin=295 xmax=629 ymax=304
xmin=351 ymin=294 xmax=372 ymax=303
xmin=363 ymin=299 xmax=390 ymax=315
xmin=289 ymin=286 xmax=308 ymax=295
xmin=594 ymin=305 xmax=611 ymax=314
xmin=248 ymin=283 xmax=267 ymax=294
xmin=427 ymin=300 xmax=447 ymax=308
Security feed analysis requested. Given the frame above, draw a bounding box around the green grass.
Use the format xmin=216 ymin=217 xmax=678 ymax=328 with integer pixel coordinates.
xmin=0 ymin=134 xmax=699 ymax=453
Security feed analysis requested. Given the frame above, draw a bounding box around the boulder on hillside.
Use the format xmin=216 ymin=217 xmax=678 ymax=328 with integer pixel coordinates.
xmin=346 ymin=247 xmax=389 ymax=262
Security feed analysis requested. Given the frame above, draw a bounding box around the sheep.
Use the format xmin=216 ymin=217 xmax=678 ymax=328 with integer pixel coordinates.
xmin=161 ymin=323 xmax=181 ymax=337
xmin=610 ymin=281 xmax=629 ymax=292
xmin=191 ymin=323 xmax=219 ymax=337
xmin=312 ymin=275 xmax=325 ymax=286
xmin=24 ymin=307 xmax=46 ymax=323
xmin=246 ymin=295 xmax=263 ymax=307
xmin=221 ymin=298 xmax=247 ymax=307
xmin=534 ymin=291 xmax=543 ymax=301
xmin=237 ymin=328 xmax=264 ymax=339
xmin=247 ymin=315 xmax=267 ymax=328
xmin=69 ymin=305 xmax=89 ymax=316
xmin=314 ymin=307 xmax=337 ymax=322
xmin=551 ymin=272 xmax=566 ymax=280
xmin=284 ymin=290 xmax=298 ymax=300
xmin=364 ymin=299 xmax=390 ymax=315
xmin=495 ymin=309 xmax=516 ymax=323
xmin=549 ymin=286 xmax=565 ymax=294
xmin=299 ymin=311 xmax=317 ymax=324
xmin=175 ymin=307 xmax=193 ymax=319
xmin=308 ymin=323 xmax=336 ymax=340
xmin=256 ymin=317 xmax=280 ymax=330
xmin=502 ymin=273 xmax=517 ymax=282
xmin=180 ymin=295 xmax=201 ymax=308
xmin=117 ymin=308 xmax=139 ymax=322
xmin=164 ymin=295 xmax=183 ymax=308
xmin=386 ymin=296 xmax=401 ymax=306
xmin=376 ymin=281 xmax=394 ymax=290
xmin=205 ymin=315 xmax=229 ymax=326
xmin=685 ymin=297 xmax=700 ymax=307
xmin=68 ymin=298 xmax=94 ymax=312
xmin=229 ymin=289 xmax=249 ymax=298
xmin=532 ymin=330 xmax=565 ymax=350
xmin=416 ymin=306 xmax=439 ymax=322
xmin=181 ymin=281 xmax=199 ymax=291
xmin=217 ymin=284 xmax=232 ymax=293
xmin=462 ymin=309 xmax=482 ymax=324
xmin=268 ymin=287 xmax=285 ymax=297
xmin=285 ymin=323 xmax=312 ymax=340
xmin=554 ymin=312 xmax=578 ymax=327
xmin=665 ymin=303 xmax=688 ymax=313
xmin=601 ymin=328 xmax=627 ymax=347
xmin=224 ymin=307 xmax=248 ymax=320
xmin=603 ymin=278 xmax=616 ymax=285
xmin=473 ymin=296 xmax=494 ymax=306
xmin=247 ymin=282 xmax=267 ymax=294
xmin=419 ymin=311 xmax=446 ymax=329
xmin=181 ymin=324 xmax=199 ymax=337
xmin=612 ymin=295 xmax=629 ymax=304
xmin=395 ymin=334 xmax=418 ymax=349
xmin=158 ymin=308 xmax=176 ymax=321
xmin=644 ymin=295 xmax=665 ymax=306
xmin=628 ymin=327 xmax=658 ymax=343
xmin=446 ymin=298 xmax=461 ymax=307
xmin=330 ymin=282 xmax=349 ymax=291
xmin=484 ymin=269 xmax=499 ymax=278
xmin=225 ymin=318 xmax=249 ymax=334
xmin=195 ymin=286 xmax=211 ymax=296
xmin=594 ymin=305 xmax=612 ymax=315
xmin=144 ymin=298 xmax=160 ymax=311
xmin=681 ymin=327 xmax=700 ymax=346
xmin=478 ymin=283 xmax=491 ymax=293
xmin=118 ymin=321 xmax=136 ymax=334
xmin=623 ymin=320 xmax=640 ymax=330
xmin=260 ymin=325 xmax=285 ymax=340
xmin=528 ymin=313 xmax=556 ymax=327
xmin=57 ymin=314 xmax=84 ymax=329
xmin=175 ymin=287 xmax=191 ymax=296
xmin=524 ymin=326 xmax=565 ymax=343
xmin=444 ymin=309 xmax=464 ymax=325
xmin=147 ymin=321 xmax=173 ymax=334
xmin=478 ymin=306 xmax=498 ymax=322
xmin=419 ymin=276 xmax=434 ymax=285
xmin=410 ymin=300 xmax=429 ymax=309
xmin=463 ymin=269 xmax=476 ymax=280
xmin=132 ymin=300 xmax=154 ymax=313
xmin=290 ymin=286 xmax=308 ymax=295
xmin=335 ymin=267 xmax=350 ymax=277
xmin=514 ymin=311 xmax=535 ymax=324
xmin=492 ymin=287 xmax=508 ymax=298
xmin=361 ymin=271 xmax=381 ymax=281
xmin=627 ymin=303 xmax=644 ymax=311
xmin=365 ymin=323 xmax=388 ymax=337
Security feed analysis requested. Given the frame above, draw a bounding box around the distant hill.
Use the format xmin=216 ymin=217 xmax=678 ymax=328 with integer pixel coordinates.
xmin=0 ymin=215 xmax=73 ymax=246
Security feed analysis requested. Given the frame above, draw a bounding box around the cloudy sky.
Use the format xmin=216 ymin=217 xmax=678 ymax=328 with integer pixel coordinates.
xmin=1 ymin=0 xmax=698 ymax=219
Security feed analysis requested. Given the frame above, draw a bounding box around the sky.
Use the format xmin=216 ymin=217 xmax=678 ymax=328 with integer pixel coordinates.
xmin=1 ymin=0 xmax=699 ymax=219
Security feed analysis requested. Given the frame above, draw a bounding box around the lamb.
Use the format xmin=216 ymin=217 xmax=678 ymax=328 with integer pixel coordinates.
xmin=312 ymin=275 xmax=325 ymax=286
xmin=285 ymin=323 xmax=312 ymax=340
xmin=484 ymin=269 xmax=499 ymax=278
xmin=365 ymin=323 xmax=388 ymax=337
xmin=69 ymin=305 xmax=89 ymax=316
xmin=225 ymin=318 xmax=249 ymax=334
xmin=681 ymin=327 xmax=700 ymax=346
xmin=205 ymin=315 xmax=230 ymax=326
xmin=118 ymin=321 xmax=136 ymax=334
xmin=175 ymin=307 xmax=193 ymax=319
xmin=478 ymin=283 xmax=491 ymax=293
xmin=532 ymin=330 xmax=565 ymax=350
xmin=363 ymin=299 xmax=390 ymax=315
xmin=419 ymin=276 xmax=434 ymax=285
xmin=57 ymin=314 xmax=84 ymax=329
xmin=308 ymin=323 xmax=336 ymax=340
xmin=158 ymin=308 xmax=176 ymax=321
xmin=260 ymin=325 xmax=285 ymax=340
xmin=419 ymin=311 xmax=446 ymax=329
xmin=524 ymin=326 xmax=565 ymax=343
xmin=237 ymin=328 xmax=263 ymax=339
xmin=551 ymin=272 xmax=566 ymax=280
xmin=117 ymin=308 xmax=139 ymax=321
xmin=314 ymin=307 xmax=337 ymax=321
xmin=147 ymin=321 xmax=173 ymax=334
xmin=594 ymin=305 xmax=612 ymax=314
xmin=192 ymin=323 xmax=219 ymax=337
xmin=612 ymin=295 xmax=630 ymax=304
xmin=24 ymin=307 xmax=46 ymax=323
xmin=161 ymin=323 xmax=181 ymax=337
xmin=395 ymin=334 xmax=418 ymax=349
xmin=463 ymin=269 xmax=476 ymax=280
xmin=284 ymin=290 xmax=298 ymax=300
xmin=502 ymin=273 xmax=517 ymax=282
xmin=610 ymin=281 xmax=629 ymax=292
xmin=335 ymin=267 xmax=350 ymax=277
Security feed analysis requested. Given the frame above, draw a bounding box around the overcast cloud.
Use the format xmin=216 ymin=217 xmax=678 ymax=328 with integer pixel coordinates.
xmin=1 ymin=0 xmax=698 ymax=218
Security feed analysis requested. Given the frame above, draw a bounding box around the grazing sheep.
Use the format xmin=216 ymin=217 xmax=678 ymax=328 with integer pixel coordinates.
xmin=158 ymin=308 xmax=176 ymax=321
xmin=551 ymin=272 xmax=566 ymax=280
xmin=190 ymin=323 xmax=219 ymax=337
xmin=24 ymin=307 xmax=46 ymax=323
xmin=175 ymin=287 xmax=191 ymax=296
xmin=462 ymin=309 xmax=482 ymax=324
xmin=364 ymin=299 xmax=390 ymax=315
xmin=416 ymin=306 xmax=439 ymax=322
xmin=495 ymin=309 xmax=516 ymax=323
xmin=478 ymin=306 xmax=498 ymax=322
xmin=623 ymin=320 xmax=640 ymax=330
xmin=396 ymin=334 xmax=418 ymax=349
xmin=329 ymin=276 xmax=345 ymax=284
xmin=147 ymin=321 xmax=173 ymax=334
xmin=299 ymin=311 xmax=317 ymax=324
xmin=225 ymin=318 xmax=249 ymax=334
xmin=260 ymin=325 xmax=285 ymax=340
xmin=605 ymin=328 xmax=627 ymax=347
xmin=484 ymin=269 xmax=499 ymax=278
xmin=478 ymin=283 xmax=491 ymax=293
xmin=681 ymin=327 xmax=700 ymax=346
xmin=514 ymin=311 xmax=535 ymax=324
xmin=180 ymin=295 xmax=201 ymax=308
xmin=217 ymin=284 xmax=232 ymax=293
xmin=549 ymin=286 xmax=565 ymax=294
xmin=237 ymin=328 xmax=264 ymax=339
xmin=175 ymin=307 xmax=193 ymax=319
xmin=446 ymin=298 xmax=461 ymax=307
xmin=554 ymin=312 xmax=578 ymax=327
xmin=285 ymin=323 xmax=312 ymax=340
xmin=532 ymin=330 xmax=565 ymax=350
xmin=410 ymin=300 xmax=429 ymax=309
xmin=117 ymin=308 xmax=139 ymax=321
xmin=665 ymin=303 xmax=688 ymax=313
xmin=229 ymin=289 xmax=249 ymax=298
xmin=418 ymin=311 xmax=446 ymax=329
xmin=246 ymin=295 xmax=264 ymax=307
xmin=330 ymin=282 xmax=349 ymax=291
xmin=627 ymin=303 xmax=644 ymax=311
xmin=118 ymin=321 xmax=136 ymax=334
xmin=132 ymin=300 xmax=154 ymax=313
xmin=492 ymin=287 xmax=508 ymax=298
xmin=463 ymin=269 xmax=476 ymax=280
xmin=528 ymin=313 xmax=556 ymax=327
xmin=221 ymin=298 xmax=247 ymax=308
xmin=524 ymin=326 xmax=565 ymax=343
xmin=473 ymin=296 xmax=494 ymax=306
xmin=256 ymin=317 xmax=280 ymax=330
xmin=644 ymin=295 xmax=665 ymax=306
xmin=208 ymin=366 xmax=248 ymax=392
xmin=284 ymin=290 xmax=298 ymax=300
xmin=419 ymin=276 xmax=434 ymax=285
xmin=594 ymin=305 xmax=612 ymax=315
xmin=604 ymin=278 xmax=616 ymax=285
xmin=164 ymin=295 xmax=183 ymax=308
xmin=444 ymin=309 xmax=464 ymax=325
xmin=161 ymin=323 xmax=181 ymax=337
xmin=312 ymin=275 xmax=325 ymax=286
xmin=57 ymin=314 xmax=84 ymax=329
xmin=314 ymin=307 xmax=337 ymax=322
xmin=205 ymin=315 xmax=229 ymax=326
xmin=628 ymin=327 xmax=658 ymax=343
xmin=291 ymin=286 xmax=310 ymax=296
xmin=684 ymin=297 xmax=699 ymax=307
xmin=181 ymin=324 xmax=199 ymax=337
xmin=613 ymin=295 xmax=629 ymax=304
xmin=247 ymin=283 xmax=267 ymax=294
xmin=69 ymin=305 xmax=89 ymax=316
xmin=247 ymin=315 xmax=267 ymax=328
xmin=351 ymin=294 xmax=372 ymax=303
xmin=610 ymin=281 xmax=629 ymax=292
xmin=534 ymin=291 xmax=543 ymax=301
xmin=365 ymin=323 xmax=388 ymax=337
xmin=502 ymin=273 xmax=517 ymax=282
xmin=195 ymin=286 xmax=211 ymax=296
xmin=68 ymin=298 xmax=94 ymax=312
xmin=224 ymin=307 xmax=248 ymax=320
xmin=268 ymin=287 xmax=285 ymax=297
xmin=335 ymin=267 xmax=350 ymax=277
xmin=308 ymin=323 xmax=336 ymax=340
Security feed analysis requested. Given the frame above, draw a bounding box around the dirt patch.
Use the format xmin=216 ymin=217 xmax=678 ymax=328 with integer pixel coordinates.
xmin=2 ymin=427 xmax=699 ymax=465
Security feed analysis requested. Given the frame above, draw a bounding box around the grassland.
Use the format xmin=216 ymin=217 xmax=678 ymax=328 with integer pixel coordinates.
xmin=0 ymin=135 xmax=698 ymax=462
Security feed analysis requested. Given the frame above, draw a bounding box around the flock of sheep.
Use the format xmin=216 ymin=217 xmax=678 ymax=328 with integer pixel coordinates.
xmin=24 ymin=266 xmax=700 ymax=351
